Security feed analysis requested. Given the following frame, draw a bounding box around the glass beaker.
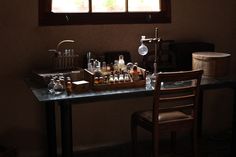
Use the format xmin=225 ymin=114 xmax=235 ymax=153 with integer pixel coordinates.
xmin=53 ymin=80 xmax=64 ymax=95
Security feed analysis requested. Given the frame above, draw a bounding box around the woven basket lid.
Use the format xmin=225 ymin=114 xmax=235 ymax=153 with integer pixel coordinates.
xmin=192 ymin=52 xmax=231 ymax=60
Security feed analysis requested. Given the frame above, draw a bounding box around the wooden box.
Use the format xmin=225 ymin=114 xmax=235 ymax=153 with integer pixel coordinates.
xmin=84 ymin=68 xmax=146 ymax=91
xmin=72 ymin=80 xmax=90 ymax=93
xmin=192 ymin=52 xmax=231 ymax=78
xmin=31 ymin=68 xmax=84 ymax=87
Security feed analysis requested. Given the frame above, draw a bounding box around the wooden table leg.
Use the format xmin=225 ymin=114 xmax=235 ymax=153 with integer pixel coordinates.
xmin=231 ymin=87 xmax=236 ymax=156
xmin=45 ymin=102 xmax=57 ymax=157
xmin=60 ymin=101 xmax=73 ymax=157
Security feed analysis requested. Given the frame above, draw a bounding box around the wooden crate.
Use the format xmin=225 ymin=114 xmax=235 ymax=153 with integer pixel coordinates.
xmin=31 ymin=68 xmax=84 ymax=87
xmin=192 ymin=52 xmax=231 ymax=78
xmin=84 ymin=68 xmax=146 ymax=91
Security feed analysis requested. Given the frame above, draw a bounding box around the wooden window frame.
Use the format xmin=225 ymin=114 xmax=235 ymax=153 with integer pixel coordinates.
xmin=39 ymin=0 xmax=171 ymax=26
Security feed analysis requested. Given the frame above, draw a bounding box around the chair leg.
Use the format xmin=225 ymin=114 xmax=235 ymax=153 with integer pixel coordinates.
xmin=131 ymin=115 xmax=138 ymax=157
xmin=153 ymin=131 xmax=159 ymax=157
xmin=171 ymin=131 xmax=176 ymax=156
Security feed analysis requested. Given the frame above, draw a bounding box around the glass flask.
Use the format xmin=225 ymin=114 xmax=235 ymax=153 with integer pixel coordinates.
xmin=138 ymin=43 xmax=148 ymax=56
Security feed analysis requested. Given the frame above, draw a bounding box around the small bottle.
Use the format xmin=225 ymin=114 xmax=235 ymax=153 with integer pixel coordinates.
xmin=106 ymin=64 xmax=111 ymax=72
xmin=104 ymin=75 xmax=108 ymax=84
xmin=66 ymin=77 xmax=73 ymax=95
xmin=124 ymin=73 xmax=130 ymax=82
xmin=131 ymin=65 xmax=140 ymax=81
xmin=145 ymin=71 xmax=151 ymax=85
xmin=94 ymin=77 xmax=99 ymax=84
xmin=118 ymin=55 xmax=125 ymax=70
xmin=48 ymin=78 xmax=56 ymax=94
xmin=53 ymin=80 xmax=64 ymax=95
xmin=94 ymin=66 xmax=103 ymax=78
xmin=102 ymin=61 xmax=107 ymax=73
xmin=109 ymin=75 xmax=114 ymax=84
xmin=99 ymin=76 xmax=104 ymax=84
xmin=59 ymin=76 xmax=66 ymax=89
xmin=113 ymin=60 xmax=118 ymax=71
xmin=114 ymin=74 xmax=119 ymax=83
xmin=119 ymin=74 xmax=124 ymax=82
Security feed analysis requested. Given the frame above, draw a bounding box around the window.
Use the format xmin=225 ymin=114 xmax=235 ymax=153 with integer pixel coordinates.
xmin=39 ymin=0 xmax=171 ymax=25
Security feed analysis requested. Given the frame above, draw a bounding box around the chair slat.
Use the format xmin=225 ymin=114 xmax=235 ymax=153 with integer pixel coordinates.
xmin=159 ymin=94 xmax=195 ymax=103
xmin=159 ymin=104 xmax=194 ymax=112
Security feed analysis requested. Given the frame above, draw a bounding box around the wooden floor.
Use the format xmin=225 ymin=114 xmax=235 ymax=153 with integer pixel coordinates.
xmin=74 ymin=130 xmax=232 ymax=157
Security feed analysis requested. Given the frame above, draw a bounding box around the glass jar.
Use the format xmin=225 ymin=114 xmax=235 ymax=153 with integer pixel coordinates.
xmin=53 ymin=80 xmax=64 ymax=95
xmin=48 ymin=78 xmax=56 ymax=94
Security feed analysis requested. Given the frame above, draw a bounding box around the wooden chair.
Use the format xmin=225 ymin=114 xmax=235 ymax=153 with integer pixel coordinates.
xmin=131 ymin=70 xmax=203 ymax=157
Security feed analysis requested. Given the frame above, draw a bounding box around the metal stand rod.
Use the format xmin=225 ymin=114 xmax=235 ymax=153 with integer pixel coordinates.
xmin=154 ymin=28 xmax=158 ymax=75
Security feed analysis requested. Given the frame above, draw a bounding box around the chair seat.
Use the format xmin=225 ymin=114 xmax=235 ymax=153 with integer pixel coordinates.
xmin=136 ymin=110 xmax=192 ymax=123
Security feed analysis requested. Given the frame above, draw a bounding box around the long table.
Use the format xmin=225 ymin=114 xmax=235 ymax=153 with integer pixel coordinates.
xmin=28 ymin=77 xmax=236 ymax=157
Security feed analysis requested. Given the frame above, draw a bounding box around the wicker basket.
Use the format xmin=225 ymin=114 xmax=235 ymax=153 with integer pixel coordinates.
xmin=192 ymin=52 xmax=231 ymax=78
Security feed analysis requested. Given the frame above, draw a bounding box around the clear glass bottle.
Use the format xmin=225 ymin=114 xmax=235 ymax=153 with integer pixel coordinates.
xmin=109 ymin=75 xmax=114 ymax=84
xmin=113 ymin=60 xmax=118 ymax=71
xmin=53 ymin=80 xmax=64 ymax=95
xmin=102 ymin=61 xmax=107 ymax=73
xmin=119 ymin=74 xmax=124 ymax=82
xmin=118 ymin=55 xmax=125 ymax=70
xmin=124 ymin=73 xmax=130 ymax=82
xmin=145 ymin=71 xmax=151 ymax=85
xmin=114 ymin=74 xmax=119 ymax=83
xmin=48 ymin=78 xmax=56 ymax=94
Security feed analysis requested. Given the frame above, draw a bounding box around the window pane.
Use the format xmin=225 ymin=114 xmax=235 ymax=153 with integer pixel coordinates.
xmin=128 ymin=0 xmax=160 ymax=12
xmin=92 ymin=0 xmax=126 ymax=12
xmin=52 ymin=0 xmax=89 ymax=13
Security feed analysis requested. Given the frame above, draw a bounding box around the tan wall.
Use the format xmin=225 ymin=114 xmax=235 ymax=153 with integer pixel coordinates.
xmin=0 ymin=0 xmax=235 ymax=157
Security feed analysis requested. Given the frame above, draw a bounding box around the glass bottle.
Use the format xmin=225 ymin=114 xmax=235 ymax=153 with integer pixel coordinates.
xmin=101 ymin=61 xmax=107 ymax=73
xmin=118 ymin=55 xmax=125 ymax=70
xmin=124 ymin=73 xmax=129 ymax=82
xmin=48 ymin=78 xmax=56 ymax=94
xmin=66 ymin=77 xmax=73 ymax=95
xmin=109 ymin=75 xmax=114 ymax=84
xmin=114 ymin=74 xmax=119 ymax=83
xmin=94 ymin=66 xmax=103 ymax=77
xmin=113 ymin=60 xmax=118 ymax=71
xmin=145 ymin=71 xmax=151 ymax=85
xmin=119 ymin=74 xmax=124 ymax=82
xmin=94 ymin=77 xmax=99 ymax=84
xmin=53 ymin=80 xmax=64 ymax=95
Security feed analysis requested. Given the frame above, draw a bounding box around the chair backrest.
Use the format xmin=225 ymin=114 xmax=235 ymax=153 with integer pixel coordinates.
xmin=153 ymin=70 xmax=203 ymax=124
